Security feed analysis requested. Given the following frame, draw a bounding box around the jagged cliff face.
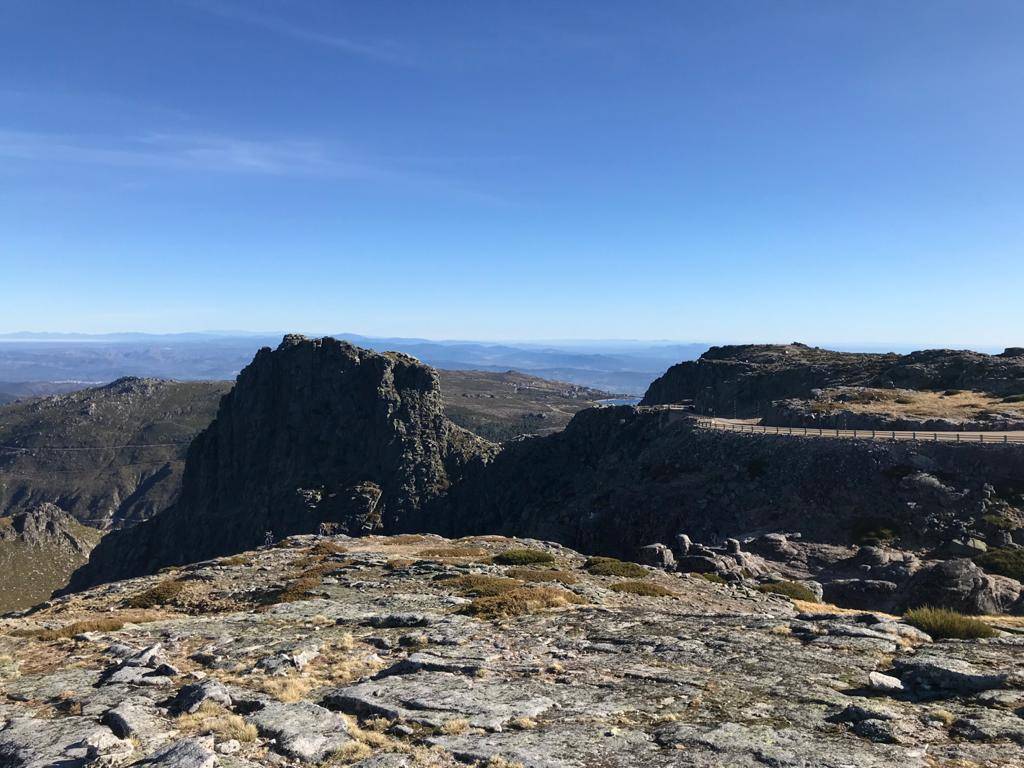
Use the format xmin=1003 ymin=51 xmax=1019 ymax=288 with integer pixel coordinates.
xmin=641 ymin=344 xmax=1024 ymax=415
xmin=69 ymin=336 xmax=494 ymax=588
xmin=434 ymin=406 xmax=1024 ymax=559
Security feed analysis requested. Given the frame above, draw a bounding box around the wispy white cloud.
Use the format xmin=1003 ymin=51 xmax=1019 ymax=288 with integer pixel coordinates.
xmin=188 ymin=0 xmax=412 ymax=65
xmin=0 ymin=129 xmax=505 ymax=203
xmin=0 ymin=130 xmax=388 ymax=180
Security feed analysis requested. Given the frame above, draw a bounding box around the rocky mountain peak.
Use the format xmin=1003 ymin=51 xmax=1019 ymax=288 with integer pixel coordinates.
xmin=68 ymin=336 xmax=495 ymax=589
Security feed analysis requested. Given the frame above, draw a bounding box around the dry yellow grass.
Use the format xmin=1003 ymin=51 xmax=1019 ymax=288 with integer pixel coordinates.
xmin=256 ymin=676 xmax=313 ymax=702
xmin=386 ymin=557 xmax=415 ymax=570
xmin=811 ymin=387 xmax=1024 ymax=419
xmin=176 ymin=701 xmax=257 ymax=741
xmin=382 ymin=534 xmax=429 ymax=545
xmin=439 ymin=718 xmax=470 ymax=735
xmin=325 ymin=741 xmax=373 ymax=764
xmin=418 ymin=546 xmax=488 ymax=558
xmin=10 ymin=610 xmax=167 ymax=640
xmin=217 ymin=554 xmax=251 ymax=566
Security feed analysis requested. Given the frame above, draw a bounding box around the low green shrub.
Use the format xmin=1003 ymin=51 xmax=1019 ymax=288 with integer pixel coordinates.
xmin=583 ymin=557 xmax=648 ymax=578
xmin=904 ymin=607 xmax=997 ymax=640
xmin=609 ymin=581 xmax=674 ymax=597
xmin=982 ymin=514 xmax=1020 ymax=531
xmin=755 ymin=581 xmax=819 ymax=603
xmin=442 ymin=574 xmax=524 ymax=597
xmin=492 ymin=548 xmax=556 ymax=566
xmin=850 ymin=517 xmax=901 ymax=545
xmin=974 ymin=547 xmax=1024 ymax=581
xmin=507 ymin=568 xmax=579 ymax=584
xmin=461 ymin=586 xmax=584 ymax=619
xmin=124 ymin=579 xmax=187 ymax=609
xmin=699 ymin=573 xmax=727 ymax=584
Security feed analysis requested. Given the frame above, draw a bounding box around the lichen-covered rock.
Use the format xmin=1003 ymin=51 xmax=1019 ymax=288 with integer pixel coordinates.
xmin=247 ymin=701 xmax=354 ymax=762
xmin=6 ymin=535 xmax=1023 ymax=766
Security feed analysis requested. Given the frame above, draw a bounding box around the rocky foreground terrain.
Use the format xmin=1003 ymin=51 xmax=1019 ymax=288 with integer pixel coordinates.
xmin=4 ymin=534 xmax=1024 ymax=767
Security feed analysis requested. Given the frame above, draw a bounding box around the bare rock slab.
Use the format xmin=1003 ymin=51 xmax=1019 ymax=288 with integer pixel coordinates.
xmin=324 ymin=670 xmax=555 ymax=730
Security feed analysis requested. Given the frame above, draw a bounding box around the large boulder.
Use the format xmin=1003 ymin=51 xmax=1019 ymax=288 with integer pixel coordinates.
xmin=898 ymin=558 xmax=1023 ymax=615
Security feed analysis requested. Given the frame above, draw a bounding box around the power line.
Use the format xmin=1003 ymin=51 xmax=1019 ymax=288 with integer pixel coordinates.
xmin=0 ymin=441 xmax=192 ymax=453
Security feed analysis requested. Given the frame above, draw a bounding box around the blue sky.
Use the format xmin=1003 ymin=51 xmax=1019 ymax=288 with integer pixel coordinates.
xmin=1 ymin=1 xmax=1022 ymax=346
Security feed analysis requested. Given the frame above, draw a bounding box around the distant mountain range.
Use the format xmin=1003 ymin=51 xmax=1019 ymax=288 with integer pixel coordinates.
xmin=0 ymin=332 xmax=710 ymax=394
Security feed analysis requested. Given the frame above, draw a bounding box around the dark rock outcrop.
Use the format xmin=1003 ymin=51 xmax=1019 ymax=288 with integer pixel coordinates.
xmin=68 ymin=336 xmax=494 ymax=589
xmin=642 ymin=344 xmax=1024 ymax=415
xmin=434 ymin=406 xmax=1024 ymax=562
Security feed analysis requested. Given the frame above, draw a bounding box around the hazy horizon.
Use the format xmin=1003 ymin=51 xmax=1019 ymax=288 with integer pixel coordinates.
xmin=0 ymin=328 xmax=1014 ymax=354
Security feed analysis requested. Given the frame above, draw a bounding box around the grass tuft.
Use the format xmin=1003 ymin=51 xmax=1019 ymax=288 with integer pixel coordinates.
xmin=583 ymin=557 xmax=648 ymax=578
xmin=492 ymin=548 xmax=556 ymax=566
xmin=904 ymin=606 xmax=998 ymax=639
xmin=176 ymin=700 xmax=257 ymax=741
